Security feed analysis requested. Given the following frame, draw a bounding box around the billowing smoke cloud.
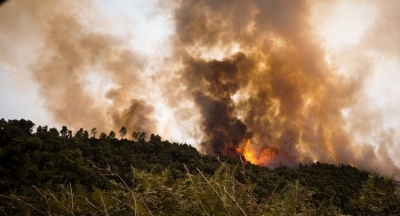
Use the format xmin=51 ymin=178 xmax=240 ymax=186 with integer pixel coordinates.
xmin=1 ymin=0 xmax=400 ymax=176
xmin=170 ymin=0 xmax=400 ymax=175
xmin=171 ymin=0 xmax=362 ymax=167
xmin=0 ymin=0 xmax=156 ymax=134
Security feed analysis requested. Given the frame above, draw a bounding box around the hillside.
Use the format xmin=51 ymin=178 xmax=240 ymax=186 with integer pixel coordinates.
xmin=0 ymin=118 xmax=399 ymax=215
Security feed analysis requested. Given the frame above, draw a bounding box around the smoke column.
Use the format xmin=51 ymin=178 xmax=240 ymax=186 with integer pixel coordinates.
xmin=169 ymin=0 xmax=364 ymax=167
xmin=1 ymin=0 xmax=399 ymax=176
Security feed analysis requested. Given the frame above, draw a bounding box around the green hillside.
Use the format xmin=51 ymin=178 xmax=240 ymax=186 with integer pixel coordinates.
xmin=0 ymin=118 xmax=399 ymax=215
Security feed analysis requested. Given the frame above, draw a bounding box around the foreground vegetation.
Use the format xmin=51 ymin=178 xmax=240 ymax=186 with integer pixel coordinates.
xmin=0 ymin=119 xmax=399 ymax=215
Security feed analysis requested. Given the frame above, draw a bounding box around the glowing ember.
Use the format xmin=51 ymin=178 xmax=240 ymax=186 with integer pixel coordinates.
xmin=236 ymin=139 xmax=275 ymax=166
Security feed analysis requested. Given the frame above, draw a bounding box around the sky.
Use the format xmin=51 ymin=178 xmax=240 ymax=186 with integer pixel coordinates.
xmin=1 ymin=0 xmax=400 ymax=175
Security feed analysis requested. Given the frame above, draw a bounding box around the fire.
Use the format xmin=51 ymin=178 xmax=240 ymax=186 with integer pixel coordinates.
xmin=236 ymin=139 xmax=275 ymax=166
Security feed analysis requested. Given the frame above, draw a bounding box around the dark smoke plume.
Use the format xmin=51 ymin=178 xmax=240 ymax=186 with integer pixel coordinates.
xmin=170 ymin=0 xmax=400 ymax=175
xmin=170 ymin=0 xmax=361 ymax=167
xmin=181 ymin=53 xmax=249 ymax=156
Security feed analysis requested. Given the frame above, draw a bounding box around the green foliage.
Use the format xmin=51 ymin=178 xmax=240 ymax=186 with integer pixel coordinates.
xmin=108 ymin=130 xmax=116 ymax=139
xmin=75 ymin=128 xmax=84 ymax=138
xmin=60 ymin=126 xmax=68 ymax=137
xmin=90 ymin=127 xmax=97 ymax=138
xmin=0 ymin=119 xmax=399 ymax=215
xmin=119 ymin=126 xmax=127 ymax=139
xmin=132 ymin=131 xmax=146 ymax=142
xmin=99 ymin=132 xmax=107 ymax=139
xmin=350 ymin=173 xmax=400 ymax=215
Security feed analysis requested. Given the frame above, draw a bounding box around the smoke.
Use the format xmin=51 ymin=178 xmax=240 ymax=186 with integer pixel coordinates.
xmin=171 ymin=0 xmax=361 ymax=166
xmin=1 ymin=0 xmax=400 ymax=176
xmin=0 ymin=0 xmax=156 ymax=134
xmin=170 ymin=0 xmax=400 ymax=174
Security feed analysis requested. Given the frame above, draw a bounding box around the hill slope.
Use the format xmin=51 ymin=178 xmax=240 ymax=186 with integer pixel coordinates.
xmin=0 ymin=118 xmax=399 ymax=215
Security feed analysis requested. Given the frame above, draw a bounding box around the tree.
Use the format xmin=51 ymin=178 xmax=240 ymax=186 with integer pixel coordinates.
xmin=100 ymin=132 xmax=107 ymax=139
xmin=18 ymin=119 xmax=35 ymax=134
xmin=91 ymin=128 xmax=97 ymax=138
xmin=109 ymin=131 xmax=116 ymax=139
xmin=60 ymin=126 xmax=68 ymax=137
xmin=36 ymin=126 xmax=44 ymax=134
xmin=132 ymin=131 xmax=140 ymax=141
xmin=75 ymin=128 xmax=84 ymax=138
xmin=150 ymin=133 xmax=161 ymax=143
xmin=132 ymin=131 xmax=146 ymax=142
xmin=36 ymin=125 xmax=48 ymax=137
xmin=43 ymin=125 xmax=48 ymax=132
xmin=119 ymin=126 xmax=127 ymax=139
xmin=49 ymin=127 xmax=59 ymax=136
xmin=83 ymin=130 xmax=89 ymax=139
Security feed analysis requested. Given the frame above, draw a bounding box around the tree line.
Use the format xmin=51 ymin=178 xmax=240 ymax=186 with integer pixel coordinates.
xmin=0 ymin=118 xmax=399 ymax=215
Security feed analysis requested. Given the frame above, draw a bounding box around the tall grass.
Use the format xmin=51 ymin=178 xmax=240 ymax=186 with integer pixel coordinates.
xmin=0 ymin=163 xmax=358 ymax=215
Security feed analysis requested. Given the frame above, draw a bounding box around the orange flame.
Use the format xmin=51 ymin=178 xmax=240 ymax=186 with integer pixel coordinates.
xmin=236 ymin=139 xmax=275 ymax=166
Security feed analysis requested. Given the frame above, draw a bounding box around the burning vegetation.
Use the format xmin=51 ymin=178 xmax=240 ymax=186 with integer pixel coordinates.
xmin=236 ymin=139 xmax=276 ymax=166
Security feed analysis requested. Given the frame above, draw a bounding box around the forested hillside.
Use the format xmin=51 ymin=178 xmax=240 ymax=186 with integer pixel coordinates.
xmin=0 ymin=118 xmax=399 ymax=215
